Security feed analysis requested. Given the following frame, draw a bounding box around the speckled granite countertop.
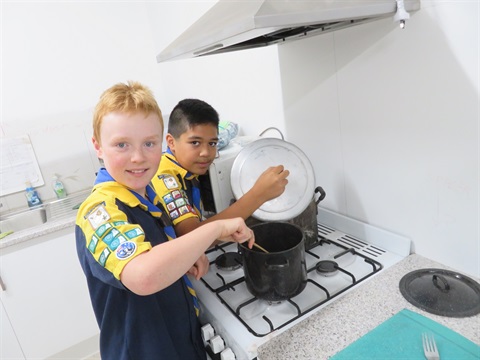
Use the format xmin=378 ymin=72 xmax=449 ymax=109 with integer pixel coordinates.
xmin=0 ymin=215 xmax=76 ymax=250
xmin=257 ymin=254 xmax=480 ymax=360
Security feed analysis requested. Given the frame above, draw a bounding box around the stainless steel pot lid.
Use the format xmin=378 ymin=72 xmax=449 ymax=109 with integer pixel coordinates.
xmin=399 ymin=268 xmax=480 ymax=318
xmin=230 ymin=138 xmax=315 ymax=221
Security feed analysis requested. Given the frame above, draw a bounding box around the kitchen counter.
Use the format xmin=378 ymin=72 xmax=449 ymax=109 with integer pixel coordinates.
xmin=0 ymin=190 xmax=89 ymax=251
xmin=0 ymin=215 xmax=76 ymax=250
xmin=257 ymin=254 xmax=480 ymax=359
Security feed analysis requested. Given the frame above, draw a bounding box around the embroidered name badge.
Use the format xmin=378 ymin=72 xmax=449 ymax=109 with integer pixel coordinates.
xmin=87 ymin=204 xmax=111 ymax=230
xmin=115 ymin=241 xmax=137 ymax=260
xmin=163 ymin=175 xmax=179 ymax=190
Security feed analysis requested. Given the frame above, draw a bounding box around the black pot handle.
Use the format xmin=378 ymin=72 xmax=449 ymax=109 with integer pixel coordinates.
xmin=315 ymin=186 xmax=326 ymax=205
xmin=432 ymin=274 xmax=450 ymax=293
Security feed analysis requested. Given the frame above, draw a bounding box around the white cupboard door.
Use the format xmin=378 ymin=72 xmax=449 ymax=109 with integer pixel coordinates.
xmin=0 ymin=227 xmax=98 ymax=359
xmin=0 ymin=300 xmax=25 ymax=359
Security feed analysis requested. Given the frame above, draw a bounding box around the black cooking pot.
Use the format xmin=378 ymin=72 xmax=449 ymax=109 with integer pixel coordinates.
xmin=239 ymin=222 xmax=308 ymax=301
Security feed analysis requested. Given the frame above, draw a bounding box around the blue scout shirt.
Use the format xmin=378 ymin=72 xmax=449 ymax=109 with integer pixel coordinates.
xmin=75 ymin=169 xmax=205 ymax=360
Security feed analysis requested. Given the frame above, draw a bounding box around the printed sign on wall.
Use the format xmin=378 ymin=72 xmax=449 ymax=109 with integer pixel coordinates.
xmin=0 ymin=135 xmax=45 ymax=196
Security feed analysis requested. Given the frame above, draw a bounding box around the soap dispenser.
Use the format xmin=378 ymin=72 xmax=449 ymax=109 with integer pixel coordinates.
xmin=25 ymin=182 xmax=43 ymax=208
xmin=52 ymin=176 xmax=67 ymax=199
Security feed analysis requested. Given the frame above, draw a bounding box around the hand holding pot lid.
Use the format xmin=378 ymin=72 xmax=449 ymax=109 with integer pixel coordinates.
xmin=249 ymin=164 xmax=290 ymax=203
xmin=231 ymin=138 xmax=315 ymax=221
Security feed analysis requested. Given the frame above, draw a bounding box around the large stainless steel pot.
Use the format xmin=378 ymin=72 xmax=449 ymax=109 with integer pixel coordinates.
xmin=238 ymin=222 xmax=308 ymax=301
xmin=286 ymin=186 xmax=325 ymax=249
xmin=231 ymin=138 xmax=326 ymax=249
xmin=246 ymin=186 xmax=326 ymax=250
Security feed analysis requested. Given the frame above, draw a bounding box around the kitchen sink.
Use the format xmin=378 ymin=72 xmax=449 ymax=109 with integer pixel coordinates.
xmin=0 ymin=206 xmax=47 ymax=233
xmin=44 ymin=190 xmax=90 ymax=221
xmin=0 ymin=190 xmax=90 ymax=235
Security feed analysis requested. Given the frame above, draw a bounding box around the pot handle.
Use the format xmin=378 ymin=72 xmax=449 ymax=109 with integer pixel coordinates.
xmin=266 ymin=257 xmax=289 ymax=270
xmin=314 ymin=186 xmax=326 ymax=205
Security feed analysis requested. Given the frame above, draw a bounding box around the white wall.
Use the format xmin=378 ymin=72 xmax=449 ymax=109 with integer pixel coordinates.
xmin=1 ymin=1 xmax=284 ymax=211
xmin=144 ymin=1 xmax=285 ymax=136
xmin=1 ymin=2 xmax=165 ymax=209
xmin=279 ymin=1 xmax=479 ymax=277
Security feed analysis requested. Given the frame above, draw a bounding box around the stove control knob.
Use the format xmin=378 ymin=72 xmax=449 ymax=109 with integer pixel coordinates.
xmin=220 ymin=347 xmax=236 ymax=360
xmin=210 ymin=334 xmax=225 ymax=354
xmin=200 ymin=323 xmax=215 ymax=343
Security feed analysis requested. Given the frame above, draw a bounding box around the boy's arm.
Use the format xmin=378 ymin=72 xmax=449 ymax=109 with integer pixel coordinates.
xmin=120 ymin=218 xmax=254 ymax=295
xmin=174 ymin=165 xmax=289 ymax=237
xmin=174 ymin=217 xmax=202 ymax=237
xmin=206 ymin=164 xmax=288 ymax=220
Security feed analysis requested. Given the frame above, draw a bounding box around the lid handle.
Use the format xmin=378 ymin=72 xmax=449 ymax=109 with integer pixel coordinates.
xmin=432 ymin=274 xmax=451 ymax=293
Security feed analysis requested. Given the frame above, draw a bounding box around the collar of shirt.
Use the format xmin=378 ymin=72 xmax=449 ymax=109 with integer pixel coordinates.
xmin=93 ymin=168 xmax=162 ymax=219
xmin=164 ymin=148 xmax=199 ymax=182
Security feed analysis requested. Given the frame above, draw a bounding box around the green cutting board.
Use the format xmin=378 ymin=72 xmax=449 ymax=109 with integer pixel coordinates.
xmin=331 ymin=309 xmax=480 ymax=359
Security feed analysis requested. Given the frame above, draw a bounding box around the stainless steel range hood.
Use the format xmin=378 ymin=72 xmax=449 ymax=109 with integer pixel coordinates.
xmin=157 ymin=0 xmax=420 ymax=63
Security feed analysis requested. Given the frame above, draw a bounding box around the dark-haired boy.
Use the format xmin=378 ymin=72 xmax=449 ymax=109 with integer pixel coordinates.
xmin=152 ymin=98 xmax=288 ymax=279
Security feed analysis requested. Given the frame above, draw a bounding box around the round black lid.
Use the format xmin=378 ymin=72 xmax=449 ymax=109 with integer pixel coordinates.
xmin=399 ymin=268 xmax=480 ymax=318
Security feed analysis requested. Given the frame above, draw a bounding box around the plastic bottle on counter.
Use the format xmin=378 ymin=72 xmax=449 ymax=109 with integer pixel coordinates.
xmin=217 ymin=121 xmax=239 ymax=150
xmin=52 ymin=176 xmax=67 ymax=199
xmin=25 ymin=182 xmax=43 ymax=208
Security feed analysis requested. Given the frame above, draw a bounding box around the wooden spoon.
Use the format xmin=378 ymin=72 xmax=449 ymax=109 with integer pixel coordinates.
xmin=252 ymin=242 xmax=269 ymax=254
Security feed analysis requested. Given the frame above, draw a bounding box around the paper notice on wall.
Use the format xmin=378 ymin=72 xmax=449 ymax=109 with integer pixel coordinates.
xmin=0 ymin=135 xmax=45 ymax=196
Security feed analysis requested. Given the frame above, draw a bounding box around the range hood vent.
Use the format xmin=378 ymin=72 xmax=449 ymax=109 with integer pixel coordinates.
xmin=157 ymin=0 xmax=420 ymax=63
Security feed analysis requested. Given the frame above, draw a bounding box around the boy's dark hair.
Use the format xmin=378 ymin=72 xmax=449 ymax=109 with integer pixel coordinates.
xmin=168 ymin=99 xmax=219 ymax=139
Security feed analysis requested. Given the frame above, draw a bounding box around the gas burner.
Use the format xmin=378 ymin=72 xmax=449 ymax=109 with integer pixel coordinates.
xmin=316 ymin=260 xmax=338 ymax=277
xmin=215 ymin=252 xmax=242 ymax=271
xmin=266 ymin=300 xmax=283 ymax=306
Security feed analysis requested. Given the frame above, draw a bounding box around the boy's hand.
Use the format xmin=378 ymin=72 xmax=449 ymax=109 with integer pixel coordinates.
xmin=217 ymin=218 xmax=255 ymax=249
xmin=253 ymin=165 xmax=289 ymax=202
xmin=187 ymin=253 xmax=210 ymax=280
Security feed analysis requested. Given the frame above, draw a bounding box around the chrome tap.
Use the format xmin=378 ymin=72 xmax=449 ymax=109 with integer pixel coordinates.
xmin=394 ymin=0 xmax=411 ymax=29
